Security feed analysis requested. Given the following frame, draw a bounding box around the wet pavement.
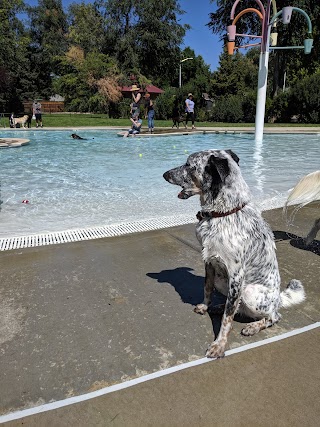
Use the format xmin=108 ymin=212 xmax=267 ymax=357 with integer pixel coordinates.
xmin=0 ymin=205 xmax=319 ymax=425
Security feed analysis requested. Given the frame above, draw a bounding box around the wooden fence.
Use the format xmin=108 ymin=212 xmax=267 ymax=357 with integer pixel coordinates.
xmin=22 ymin=101 xmax=65 ymax=113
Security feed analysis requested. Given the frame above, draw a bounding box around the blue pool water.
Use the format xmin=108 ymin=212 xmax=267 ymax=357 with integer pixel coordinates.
xmin=0 ymin=130 xmax=319 ymax=238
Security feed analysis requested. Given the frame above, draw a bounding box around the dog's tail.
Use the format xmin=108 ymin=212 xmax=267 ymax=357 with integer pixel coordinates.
xmin=280 ymin=279 xmax=305 ymax=308
xmin=285 ymin=170 xmax=320 ymax=209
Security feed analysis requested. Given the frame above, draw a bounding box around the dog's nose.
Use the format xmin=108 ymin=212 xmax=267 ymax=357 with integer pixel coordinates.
xmin=163 ymin=171 xmax=171 ymax=182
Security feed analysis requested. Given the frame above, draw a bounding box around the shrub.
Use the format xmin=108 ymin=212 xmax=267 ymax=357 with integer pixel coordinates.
xmin=291 ymin=72 xmax=320 ymax=123
xmin=242 ymin=91 xmax=257 ymax=122
xmin=211 ymin=95 xmax=244 ymax=123
xmin=267 ymin=91 xmax=292 ymax=123
xmin=155 ymin=87 xmax=180 ymax=120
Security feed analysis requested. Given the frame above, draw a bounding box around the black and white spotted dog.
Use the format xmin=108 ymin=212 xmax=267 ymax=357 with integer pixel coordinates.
xmin=163 ymin=149 xmax=305 ymax=358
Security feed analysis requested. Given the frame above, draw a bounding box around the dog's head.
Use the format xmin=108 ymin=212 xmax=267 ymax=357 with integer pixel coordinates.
xmin=163 ymin=149 xmax=250 ymax=210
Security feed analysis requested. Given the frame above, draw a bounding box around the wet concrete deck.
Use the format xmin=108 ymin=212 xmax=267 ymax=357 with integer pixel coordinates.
xmin=4 ymin=125 xmax=320 ymax=135
xmin=0 ymin=205 xmax=319 ymax=425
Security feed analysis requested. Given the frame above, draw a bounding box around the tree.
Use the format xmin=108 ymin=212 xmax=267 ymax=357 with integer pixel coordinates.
xmin=211 ymin=49 xmax=258 ymax=97
xmin=28 ymin=0 xmax=68 ymax=58
xmin=27 ymin=0 xmax=69 ymax=98
xmin=54 ymin=47 xmax=122 ymax=113
xmin=0 ymin=0 xmax=29 ymax=112
xmin=96 ymin=0 xmax=188 ymax=86
xmin=134 ymin=0 xmax=188 ymax=86
xmin=67 ymin=2 xmax=105 ymax=54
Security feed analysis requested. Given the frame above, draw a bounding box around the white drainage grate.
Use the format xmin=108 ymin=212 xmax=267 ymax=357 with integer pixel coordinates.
xmin=0 ymin=215 xmax=196 ymax=251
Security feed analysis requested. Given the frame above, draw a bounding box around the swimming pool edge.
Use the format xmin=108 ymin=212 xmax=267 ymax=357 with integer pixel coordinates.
xmin=0 ymin=200 xmax=287 ymax=251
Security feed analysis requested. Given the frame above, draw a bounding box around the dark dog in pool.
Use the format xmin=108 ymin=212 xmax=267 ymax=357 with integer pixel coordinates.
xmin=71 ymin=133 xmax=87 ymax=140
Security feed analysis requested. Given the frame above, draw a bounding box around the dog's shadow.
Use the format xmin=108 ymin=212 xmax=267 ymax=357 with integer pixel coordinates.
xmin=147 ymin=267 xmax=247 ymax=337
xmin=147 ymin=267 xmax=260 ymax=338
xmin=147 ymin=267 xmax=204 ymax=305
xmin=274 ymin=231 xmax=320 ymax=256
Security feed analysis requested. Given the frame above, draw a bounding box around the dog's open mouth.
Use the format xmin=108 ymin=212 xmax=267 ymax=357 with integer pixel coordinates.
xmin=178 ymin=189 xmax=192 ymax=199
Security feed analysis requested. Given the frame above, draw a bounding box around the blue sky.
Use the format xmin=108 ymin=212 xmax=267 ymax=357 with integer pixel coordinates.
xmin=179 ymin=0 xmax=222 ymax=71
xmin=25 ymin=0 xmax=223 ymax=71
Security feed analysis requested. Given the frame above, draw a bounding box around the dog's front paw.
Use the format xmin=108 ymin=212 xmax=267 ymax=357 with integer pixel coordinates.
xmin=194 ymin=303 xmax=208 ymax=315
xmin=206 ymin=341 xmax=226 ymax=359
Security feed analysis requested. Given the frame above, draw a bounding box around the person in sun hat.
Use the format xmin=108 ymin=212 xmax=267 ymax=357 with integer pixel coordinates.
xmin=144 ymin=92 xmax=155 ymax=133
xmin=185 ymin=92 xmax=195 ymax=130
xmin=130 ymin=84 xmax=141 ymax=117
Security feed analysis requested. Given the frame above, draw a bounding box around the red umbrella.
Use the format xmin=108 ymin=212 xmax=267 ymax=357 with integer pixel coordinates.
xmin=121 ymin=84 xmax=164 ymax=98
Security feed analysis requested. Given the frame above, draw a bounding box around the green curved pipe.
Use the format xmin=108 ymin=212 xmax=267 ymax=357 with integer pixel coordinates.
xmin=270 ymin=7 xmax=312 ymax=34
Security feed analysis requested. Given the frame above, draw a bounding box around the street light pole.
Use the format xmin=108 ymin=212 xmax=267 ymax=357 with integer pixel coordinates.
xmin=179 ymin=58 xmax=194 ymax=88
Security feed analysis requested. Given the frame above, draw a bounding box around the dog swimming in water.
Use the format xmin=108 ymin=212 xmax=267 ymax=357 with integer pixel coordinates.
xmin=71 ymin=133 xmax=87 ymax=140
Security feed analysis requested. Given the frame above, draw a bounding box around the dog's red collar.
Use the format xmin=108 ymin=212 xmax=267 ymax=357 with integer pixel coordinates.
xmin=196 ymin=204 xmax=246 ymax=221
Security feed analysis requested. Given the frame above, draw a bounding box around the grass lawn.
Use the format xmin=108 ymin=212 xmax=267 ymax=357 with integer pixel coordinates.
xmin=1 ymin=113 xmax=318 ymax=128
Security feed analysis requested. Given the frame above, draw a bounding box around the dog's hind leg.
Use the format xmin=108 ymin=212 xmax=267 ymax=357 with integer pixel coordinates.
xmin=240 ymin=284 xmax=282 ymax=336
xmin=305 ymin=218 xmax=320 ymax=245
xmin=194 ymin=263 xmax=215 ymax=315
xmin=241 ymin=312 xmax=281 ymax=336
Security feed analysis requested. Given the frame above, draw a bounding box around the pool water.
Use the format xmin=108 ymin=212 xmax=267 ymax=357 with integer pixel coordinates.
xmin=0 ymin=130 xmax=319 ymax=238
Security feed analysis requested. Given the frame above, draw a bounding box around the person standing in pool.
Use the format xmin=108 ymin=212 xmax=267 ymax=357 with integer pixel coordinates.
xmin=130 ymin=84 xmax=141 ymax=117
xmin=185 ymin=93 xmax=195 ymax=130
xmin=144 ymin=92 xmax=155 ymax=133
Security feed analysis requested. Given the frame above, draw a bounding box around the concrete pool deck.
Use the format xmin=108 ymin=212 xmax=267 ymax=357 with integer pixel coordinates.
xmin=0 ymin=205 xmax=319 ymax=425
xmin=3 ymin=125 xmax=320 ymax=135
xmin=0 ymin=138 xmax=30 ymax=148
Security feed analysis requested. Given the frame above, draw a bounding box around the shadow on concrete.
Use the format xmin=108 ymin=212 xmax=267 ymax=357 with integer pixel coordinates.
xmin=274 ymin=231 xmax=320 ymax=256
xmin=147 ymin=267 xmax=225 ymax=338
xmin=147 ymin=268 xmax=252 ymax=339
xmin=147 ymin=267 xmax=204 ymax=305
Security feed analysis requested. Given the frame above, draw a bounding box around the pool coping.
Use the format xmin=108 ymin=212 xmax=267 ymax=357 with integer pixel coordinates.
xmin=0 ymin=215 xmax=196 ymax=251
xmin=2 ymin=126 xmax=320 ymax=135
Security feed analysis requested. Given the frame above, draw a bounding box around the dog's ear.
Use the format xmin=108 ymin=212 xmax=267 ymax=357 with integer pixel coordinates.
xmin=205 ymin=154 xmax=230 ymax=182
xmin=226 ymin=149 xmax=239 ymax=164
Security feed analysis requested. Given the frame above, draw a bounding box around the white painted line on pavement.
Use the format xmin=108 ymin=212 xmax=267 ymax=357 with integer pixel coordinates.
xmin=1 ymin=322 xmax=319 ymax=424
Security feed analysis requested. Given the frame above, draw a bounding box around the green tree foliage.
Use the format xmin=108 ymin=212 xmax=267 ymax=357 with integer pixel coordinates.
xmin=54 ymin=46 xmax=122 ymax=113
xmin=97 ymin=0 xmax=188 ymax=87
xmin=209 ymin=47 xmax=260 ymax=123
xmin=67 ymin=2 xmax=105 ymax=53
xmin=28 ymin=0 xmax=68 ymax=57
xmin=212 ymin=50 xmax=258 ymax=96
xmin=27 ymin=0 xmax=69 ymax=98
xmin=0 ymin=0 xmax=28 ymax=112
xmin=180 ymin=47 xmax=212 ymax=92
xmin=290 ymin=71 xmax=320 ymax=123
